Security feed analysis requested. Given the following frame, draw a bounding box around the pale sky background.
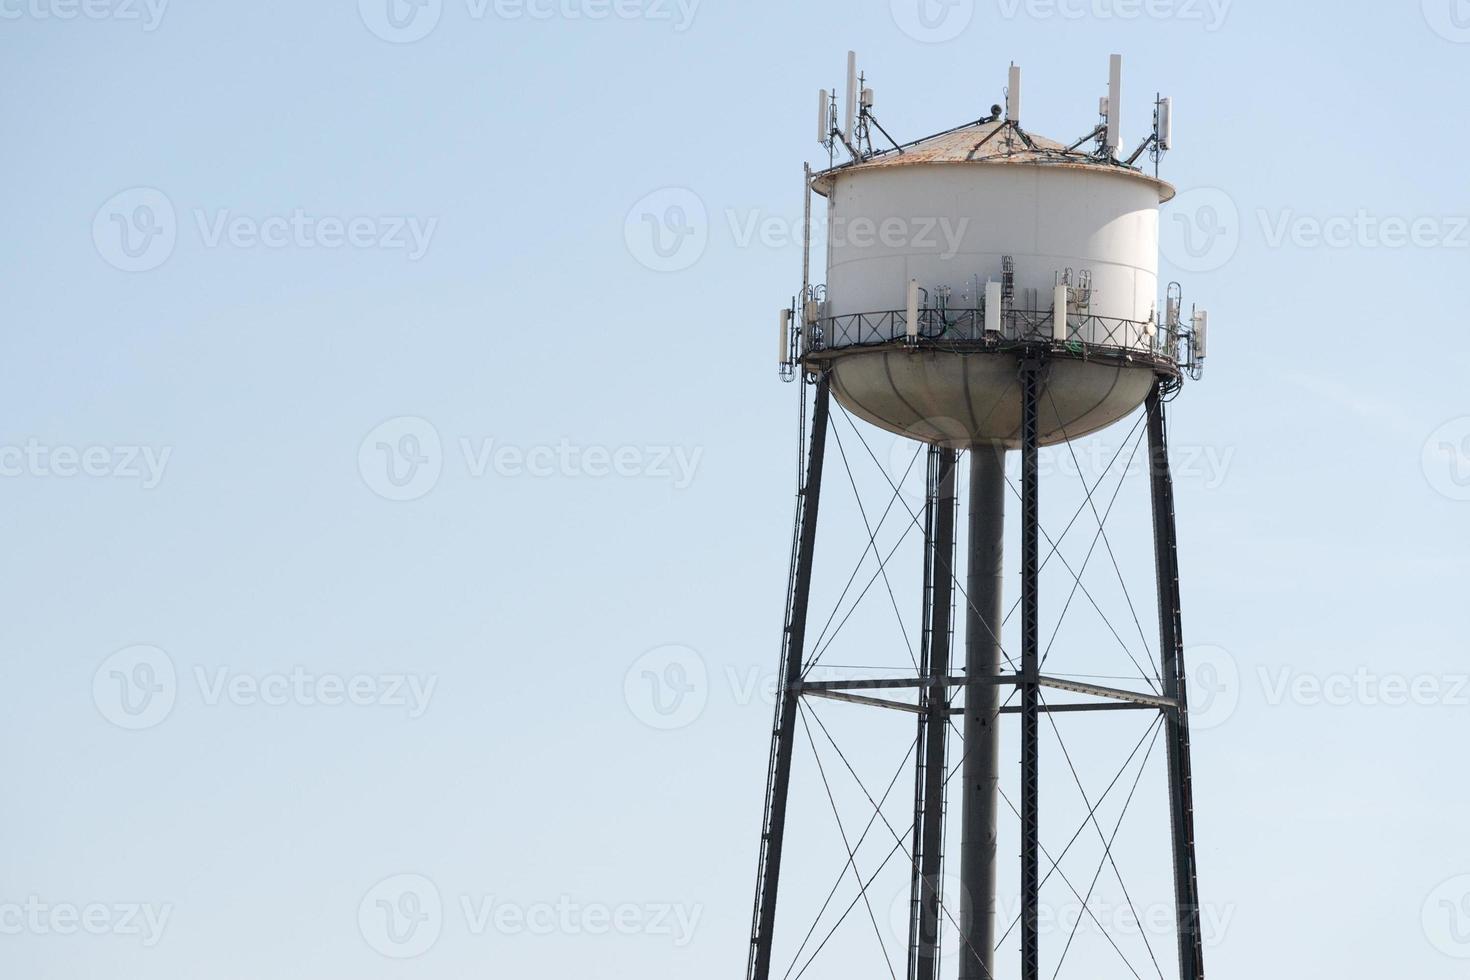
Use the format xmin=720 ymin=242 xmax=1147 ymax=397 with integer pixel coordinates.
xmin=2 ymin=1 xmax=1469 ymax=978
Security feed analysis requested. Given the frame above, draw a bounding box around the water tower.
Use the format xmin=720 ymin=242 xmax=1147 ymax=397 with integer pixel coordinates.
xmin=749 ymin=55 xmax=1212 ymax=980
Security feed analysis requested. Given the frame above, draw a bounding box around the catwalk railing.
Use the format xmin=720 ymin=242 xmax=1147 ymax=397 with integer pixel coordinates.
xmin=804 ymin=305 xmax=1194 ymax=374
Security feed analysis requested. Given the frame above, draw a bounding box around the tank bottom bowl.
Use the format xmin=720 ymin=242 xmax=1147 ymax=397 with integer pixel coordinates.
xmin=820 ymin=346 xmax=1162 ymax=448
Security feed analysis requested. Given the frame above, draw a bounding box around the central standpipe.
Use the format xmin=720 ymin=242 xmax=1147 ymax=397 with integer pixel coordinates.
xmin=958 ymin=444 xmax=1006 ymax=980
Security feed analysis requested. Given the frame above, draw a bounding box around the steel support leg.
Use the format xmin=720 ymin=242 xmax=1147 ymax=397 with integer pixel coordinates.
xmin=1146 ymin=382 xmax=1206 ymax=980
xmin=747 ymin=376 xmax=831 ymax=980
xmin=914 ymin=446 xmax=958 ymax=980
xmin=1019 ymin=359 xmax=1042 ymax=980
xmin=958 ymin=444 xmax=1006 ymax=980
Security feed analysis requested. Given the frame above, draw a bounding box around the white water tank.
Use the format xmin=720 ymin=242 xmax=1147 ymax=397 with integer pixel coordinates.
xmin=809 ymin=119 xmax=1177 ymax=447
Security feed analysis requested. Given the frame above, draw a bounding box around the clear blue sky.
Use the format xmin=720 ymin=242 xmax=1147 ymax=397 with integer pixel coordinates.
xmin=2 ymin=0 xmax=1469 ymax=977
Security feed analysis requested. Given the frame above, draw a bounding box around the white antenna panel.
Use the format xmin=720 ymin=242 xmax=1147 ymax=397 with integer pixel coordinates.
xmin=906 ymin=279 xmax=920 ymax=339
xmin=985 ymin=281 xmax=1002 ymax=334
xmin=779 ymin=309 xmax=791 ymax=365
xmin=844 ymin=51 xmax=857 ymax=142
xmin=861 ymin=87 xmax=874 ymax=108
xmin=1158 ymin=97 xmax=1173 ymax=150
xmin=1105 ymin=54 xmax=1122 ymax=153
xmin=1192 ymin=309 xmax=1209 ymax=357
xmin=818 ymin=89 xmax=829 ymax=144
xmin=1052 ymin=283 xmax=1068 ymax=341
xmin=1007 ymin=64 xmax=1021 ymax=122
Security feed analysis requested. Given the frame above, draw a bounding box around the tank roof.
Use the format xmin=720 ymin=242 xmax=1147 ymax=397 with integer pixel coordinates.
xmin=812 ymin=119 xmax=1175 ymax=203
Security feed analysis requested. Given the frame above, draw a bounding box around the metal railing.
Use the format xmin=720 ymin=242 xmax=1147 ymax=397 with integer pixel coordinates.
xmin=806 ymin=305 xmax=1190 ymax=372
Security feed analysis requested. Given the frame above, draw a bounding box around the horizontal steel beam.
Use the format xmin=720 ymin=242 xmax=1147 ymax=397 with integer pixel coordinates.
xmin=1037 ymin=674 xmax=1178 ymax=709
xmin=803 ymin=688 xmax=924 ymax=714
xmin=798 ymin=675 xmax=1021 ymax=693
xmin=801 ymin=692 xmax=1161 ymax=717
xmin=798 ymin=674 xmax=1176 ymax=710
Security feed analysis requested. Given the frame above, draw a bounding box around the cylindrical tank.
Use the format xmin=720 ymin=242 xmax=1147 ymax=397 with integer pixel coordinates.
xmin=807 ymin=121 xmax=1176 ymax=447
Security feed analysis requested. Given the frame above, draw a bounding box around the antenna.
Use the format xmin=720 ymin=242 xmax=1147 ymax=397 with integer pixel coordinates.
xmin=1157 ymin=96 xmax=1173 ymax=150
xmin=818 ymin=88 xmax=829 ymax=145
xmin=843 ymin=51 xmax=857 ymax=144
xmin=906 ymin=278 xmax=920 ymax=339
xmin=1105 ymin=54 xmax=1122 ymax=156
xmin=1006 ymin=63 xmax=1021 ymax=122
